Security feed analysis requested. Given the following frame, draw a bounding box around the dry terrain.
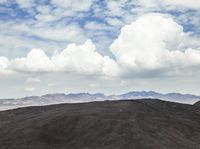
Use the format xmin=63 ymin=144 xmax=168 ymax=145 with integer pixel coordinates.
xmin=0 ymin=99 xmax=200 ymax=149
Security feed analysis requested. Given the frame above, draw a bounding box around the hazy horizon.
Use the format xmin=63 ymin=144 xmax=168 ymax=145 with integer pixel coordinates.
xmin=1 ymin=90 xmax=200 ymax=100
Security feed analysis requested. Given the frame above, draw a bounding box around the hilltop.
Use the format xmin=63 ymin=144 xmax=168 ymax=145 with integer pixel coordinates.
xmin=0 ymin=99 xmax=200 ymax=149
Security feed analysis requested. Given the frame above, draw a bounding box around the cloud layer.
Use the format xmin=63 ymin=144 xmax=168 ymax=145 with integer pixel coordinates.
xmin=1 ymin=13 xmax=200 ymax=78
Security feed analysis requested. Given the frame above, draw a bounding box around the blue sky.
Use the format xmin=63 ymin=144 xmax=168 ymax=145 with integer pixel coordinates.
xmin=0 ymin=0 xmax=200 ymax=98
xmin=0 ymin=0 xmax=199 ymax=57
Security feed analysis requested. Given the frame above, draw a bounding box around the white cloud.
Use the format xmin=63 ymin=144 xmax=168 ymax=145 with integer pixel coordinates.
xmin=35 ymin=14 xmax=57 ymax=23
xmin=163 ymin=0 xmax=200 ymax=9
xmin=3 ymin=40 xmax=118 ymax=77
xmin=51 ymin=0 xmax=92 ymax=11
xmin=1 ymin=13 xmax=200 ymax=79
xmin=110 ymin=13 xmax=200 ymax=76
xmin=0 ymin=19 xmax=87 ymax=59
xmin=105 ymin=17 xmax=124 ymax=27
xmin=35 ymin=5 xmax=78 ymax=23
xmin=0 ymin=18 xmax=87 ymax=44
xmin=1 ymin=0 xmax=200 ymax=98
xmin=32 ymin=25 xmax=86 ymax=42
xmin=135 ymin=0 xmax=200 ymax=10
xmin=16 ymin=0 xmax=35 ymax=8
xmin=36 ymin=5 xmax=52 ymax=14
xmin=14 ymin=23 xmax=86 ymax=42
xmin=11 ymin=49 xmax=55 ymax=72
xmin=52 ymin=39 xmax=119 ymax=76
xmin=106 ymin=0 xmax=128 ymax=17
xmin=0 ymin=56 xmax=10 ymax=74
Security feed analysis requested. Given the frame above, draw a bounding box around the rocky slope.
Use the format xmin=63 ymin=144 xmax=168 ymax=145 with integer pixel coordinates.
xmin=0 ymin=99 xmax=200 ymax=149
xmin=194 ymin=101 xmax=200 ymax=106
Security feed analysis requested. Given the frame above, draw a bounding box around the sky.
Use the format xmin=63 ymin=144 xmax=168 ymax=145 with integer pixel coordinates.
xmin=0 ymin=0 xmax=200 ymax=98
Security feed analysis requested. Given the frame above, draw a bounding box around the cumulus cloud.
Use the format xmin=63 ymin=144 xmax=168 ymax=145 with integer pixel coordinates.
xmin=1 ymin=13 xmax=200 ymax=79
xmin=110 ymin=13 xmax=200 ymax=76
xmin=11 ymin=49 xmax=55 ymax=72
xmin=84 ymin=22 xmax=108 ymax=31
xmin=51 ymin=40 xmax=118 ymax=76
xmin=5 ymin=40 xmax=118 ymax=77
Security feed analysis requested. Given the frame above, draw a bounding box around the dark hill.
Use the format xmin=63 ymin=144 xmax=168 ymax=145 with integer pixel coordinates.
xmin=194 ymin=101 xmax=200 ymax=106
xmin=0 ymin=99 xmax=200 ymax=149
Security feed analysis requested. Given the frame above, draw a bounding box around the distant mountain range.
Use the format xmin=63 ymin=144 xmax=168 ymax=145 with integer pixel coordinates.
xmin=0 ymin=91 xmax=200 ymax=111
